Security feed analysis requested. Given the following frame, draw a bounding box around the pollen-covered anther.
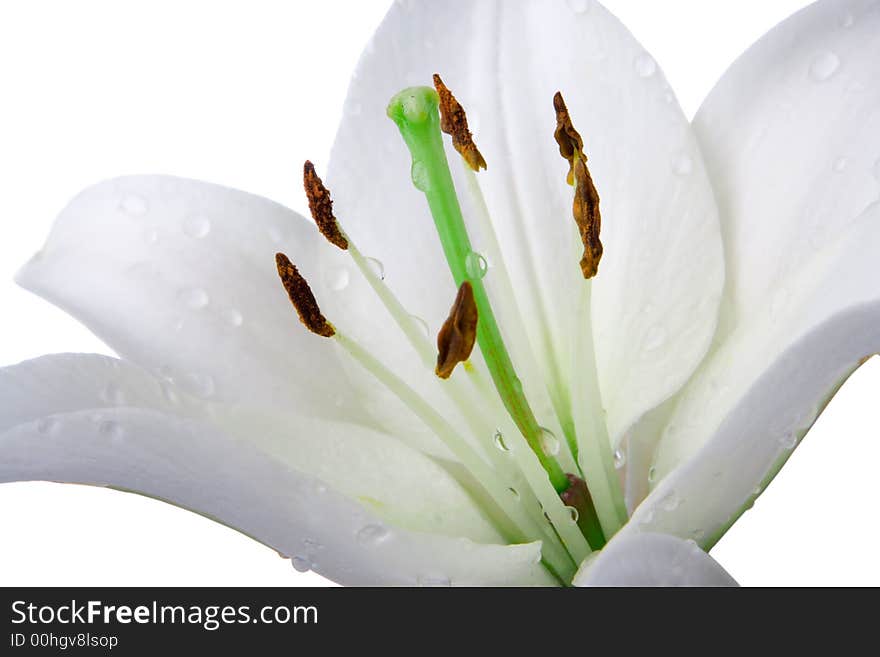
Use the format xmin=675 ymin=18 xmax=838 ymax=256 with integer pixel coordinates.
xmin=303 ymin=161 xmax=349 ymax=250
xmin=435 ymin=281 xmax=479 ymax=379
xmin=553 ymin=91 xmax=603 ymax=279
xmin=433 ymin=74 xmax=487 ymax=172
xmin=275 ymin=252 xmax=335 ymax=337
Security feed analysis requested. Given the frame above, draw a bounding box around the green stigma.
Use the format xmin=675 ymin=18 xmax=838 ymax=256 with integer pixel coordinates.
xmin=386 ymin=87 xmax=572 ymax=495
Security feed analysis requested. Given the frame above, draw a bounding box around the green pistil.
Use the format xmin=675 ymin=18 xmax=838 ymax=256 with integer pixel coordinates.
xmin=387 ymin=86 xmax=569 ymax=493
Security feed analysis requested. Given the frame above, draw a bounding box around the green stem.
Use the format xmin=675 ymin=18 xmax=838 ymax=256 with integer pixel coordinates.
xmin=387 ymin=87 xmax=568 ymax=493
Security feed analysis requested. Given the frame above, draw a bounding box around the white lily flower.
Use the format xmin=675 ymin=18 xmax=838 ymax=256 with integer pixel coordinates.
xmin=2 ymin=0 xmax=878 ymax=587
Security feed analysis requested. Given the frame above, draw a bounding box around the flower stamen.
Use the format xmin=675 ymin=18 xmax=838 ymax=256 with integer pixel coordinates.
xmin=433 ymin=74 xmax=487 ymax=172
xmin=303 ymin=161 xmax=349 ymax=250
xmin=553 ymin=92 xmax=602 ymax=279
xmin=436 ymin=281 xmax=479 ymax=379
xmin=275 ymin=252 xmax=335 ymax=337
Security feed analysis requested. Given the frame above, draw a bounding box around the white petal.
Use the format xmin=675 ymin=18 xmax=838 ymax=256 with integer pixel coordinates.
xmin=327 ymin=0 xmax=723 ymax=444
xmin=0 ymin=354 xmax=506 ymax=544
xmin=17 ymin=176 xmax=366 ymax=423
xmin=635 ymin=0 xmax=880 ymax=540
xmin=0 ymin=406 xmax=553 ymax=586
xmin=573 ymin=532 xmax=737 ymax=587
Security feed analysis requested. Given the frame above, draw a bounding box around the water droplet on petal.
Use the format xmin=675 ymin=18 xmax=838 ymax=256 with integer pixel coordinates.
xmin=613 ymin=448 xmax=627 ymax=469
xmin=779 ymin=432 xmax=797 ymax=449
xmin=183 ymin=214 xmax=211 ymax=239
xmin=493 ymin=430 xmax=510 ymax=452
xmin=356 ymin=524 xmax=390 ymax=547
xmin=411 ymin=160 xmax=431 ymax=191
xmin=568 ymin=506 xmax=579 ymax=523
xmin=221 ymin=308 xmax=244 ymax=327
xmin=833 ymin=157 xmax=848 ymax=172
xmin=36 ymin=417 xmax=58 ymax=435
xmin=410 ymin=315 xmax=429 ymax=337
xmin=539 ymin=427 xmax=560 ymax=456
xmin=643 ymin=325 xmax=668 ymax=352
xmin=566 ymin=0 xmax=591 ymax=14
xmin=98 ymin=419 xmax=124 ymax=442
xmin=291 ymin=555 xmax=312 ymax=573
xmin=365 ymin=257 xmax=385 ymax=280
xmin=178 ymin=287 xmax=209 ymax=310
xmin=120 ymin=195 xmax=148 ymax=216
xmin=672 ymin=154 xmax=694 ymax=176
xmin=634 ymin=53 xmax=657 ymax=78
xmin=648 ymin=466 xmax=657 ymax=483
xmin=809 ymin=51 xmax=840 ymax=82
xmin=660 ymin=491 xmax=681 ymax=512
xmin=328 ymin=267 xmax=350 ymax=291
xmin=464 ymin=251 xmax=488 ymax=280
xmin=100 ymin=382 xmax=126 ymax=405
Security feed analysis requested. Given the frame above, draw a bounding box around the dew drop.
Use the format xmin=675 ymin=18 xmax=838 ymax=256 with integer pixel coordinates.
xmin=464 ymin=251 xmax=489 ymax=280
xmin=779 ymin=432 xmax=797 ymax=450
xmin=365 ymin=257 xmax=385 ymax=280
xmin=566 ymin=0 xmax=591 ymax=14
xmin=660 ymin=492 xmax=681 ymax=512
xmin=183 ymin=214 xmax=211 ymax=239
xmin=567 ymin=506 xmax=579 ymax=524
xmin=539 ymin=427 xmax=560 ymax=456
xmin=120 ymin=194 xmax=148 ymax=216
xmin=98 ymin=419 xmax=124 ymax=442
xmin=648 ymin=466 xmax=657 ymax=483
xmin=672 ymin=154 xmax=694 ymax=176
xmin=36 ymin=417 xmax=58 ymax=435
xmin=642 ymin=325 xmax=668 ymax=352
xmin=411 ymin=160 xmax=431 ymax=191
xmin=634 ymin=53 xmax=657 ymax=78
xmin=356 ymin=524 xmax=390 ymax=547
xmin=291 ymin=555 xmax=312 ymax=573
xmin=328 ymin=267 xmax=351 ymax=291
xmin=178 ymin=287 xmax=209 ymax=310
xmin=410 ymin=315 xmax=429 ymax=337
xmin=493 ymin=430 xmax=510 ymax=452
xmin=100 ymin=382 xmax=126 ymax=405
xmin=221 ymin=308 xmax=244 ymax=327
xmin=809 ymin=51 xmax=841 ymax=83
xmin=833 ymin=157 xmax=848 ymax=173
xmin=613 ymin=448 xmax=627 ymax=470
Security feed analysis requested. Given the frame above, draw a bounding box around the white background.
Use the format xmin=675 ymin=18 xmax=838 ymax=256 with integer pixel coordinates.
xmin=0 ymin=0 xmax=875 ymax=586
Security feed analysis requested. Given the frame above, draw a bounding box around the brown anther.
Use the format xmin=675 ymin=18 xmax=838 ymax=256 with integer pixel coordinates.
xmin=275 ymin=252 xmax=335 ymax=337
xmin=553 ymin=91 xmax=603 ymax=279
xmin=303 ymin=161 xmax=348 ymax=250
xmin=435 ymin=281 xmax=479 ymax=379
xmin=433 ymin=74 xmax=487 ymax=172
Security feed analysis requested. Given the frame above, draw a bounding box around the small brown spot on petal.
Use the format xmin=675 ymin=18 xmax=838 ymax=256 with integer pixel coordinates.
xmin=276 ymin=252 xmax=335 ymax=337
xmin=303 ymin=161 xmax=348 ymax=250
xmin=433 ymin=74 xmax=487 ymax=172
xmin=435 ymin=281 xmax=479 ymax=379
xmin=554 ymin=91 xmax=603 ymax=279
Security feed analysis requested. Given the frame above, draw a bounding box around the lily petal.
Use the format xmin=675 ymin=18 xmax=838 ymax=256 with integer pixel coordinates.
xmin=573 ymin=532 xmax=737 ymax=587
xmin=16 ymin=176 xmax=367 ymax=423
xmin=635 ymin=0 xmax=880 ymax=543
xmin=0 ymin=409 xmax=551 ymax=586
xmin=327 ymin=0 xmax=724 ymax=444
xmin=1 ymin=354 xmax=510 ymax=543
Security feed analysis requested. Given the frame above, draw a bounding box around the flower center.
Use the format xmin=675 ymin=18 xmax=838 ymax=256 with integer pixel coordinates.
xmin=276 ymin=77 xmax=628 ymax=584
